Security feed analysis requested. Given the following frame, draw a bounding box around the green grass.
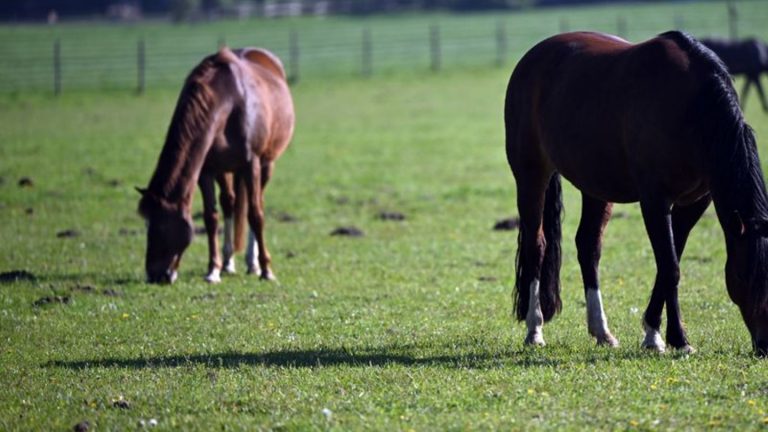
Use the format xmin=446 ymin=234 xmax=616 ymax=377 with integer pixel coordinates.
xmin=3 ymin=36 xmax=768 ymax=431
xmin=1 ymin=0 xmax=767 ymax=92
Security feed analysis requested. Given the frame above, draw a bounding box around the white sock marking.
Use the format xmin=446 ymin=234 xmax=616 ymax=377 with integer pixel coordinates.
xmin=642 ymin=320 xmax=666 ymax=353
xmin=586 ymin=288 xmax=618 ymax=346
xmin=205 ymin=267 xmax=222 ymax=284
xmin=245 ymin=229 xmax=260 ymax=274
xmin=525 ymin=279 xmax=546 ymax=346
xmin=222 ymin=217 xmax=236 ymax=273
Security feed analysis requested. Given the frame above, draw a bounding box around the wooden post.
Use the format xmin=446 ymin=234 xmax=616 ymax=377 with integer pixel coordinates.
xmin=559 ymin=18 xmax=569 ymax=34
xmin=137 ymin=38 xmax=146 ymax=95
xmin=218 ymin=35 xmax=226 ymax=49
xmin=430 ymin=24 xmax=441 ymax=72
xmin=361 ymin=27 xmax=372 ymax=77
xmin=495 ymin=21 xmax=507 ymax=67
xmin=617 ymin=16 xmax=627 ymax=39
xmin=289 ymin=30 xmax=299 ymax=83
xmin=53 ymin=38 xmax=61 ymax=96
xmin=728 ymin=1 xmax=738 ymax=40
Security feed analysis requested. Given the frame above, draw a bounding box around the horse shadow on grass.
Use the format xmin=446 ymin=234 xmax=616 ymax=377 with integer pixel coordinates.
xmin=46 ymin=341 xmax=663 ymax=371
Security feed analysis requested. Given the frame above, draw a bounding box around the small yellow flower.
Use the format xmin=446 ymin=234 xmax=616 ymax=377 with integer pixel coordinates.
xmin=629 ymin=420 xmax=639 ymax=427
xmin=748 ymin=399 xmax=756 ymax=406
xmin=650 ymin=384 xmax=657 ymax=390
xmin=121 ymin=313 xmax=129 ymax=319
xmin=762 ymin=417 xmax=768 ymax=424
xmin=527 ymin=388 xmax=535 ymax=395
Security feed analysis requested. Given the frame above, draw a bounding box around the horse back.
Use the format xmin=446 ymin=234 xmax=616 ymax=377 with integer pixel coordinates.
xmin=506 ymin=32 xmax=711 ymax=203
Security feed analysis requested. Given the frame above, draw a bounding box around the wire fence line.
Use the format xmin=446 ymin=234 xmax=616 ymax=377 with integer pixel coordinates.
xmin=0 ymin=5 xmax=767 ymax=94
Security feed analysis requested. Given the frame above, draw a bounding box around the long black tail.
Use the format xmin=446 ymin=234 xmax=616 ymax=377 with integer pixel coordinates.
xmin=514 ymin=173 xmax=563 ymax=322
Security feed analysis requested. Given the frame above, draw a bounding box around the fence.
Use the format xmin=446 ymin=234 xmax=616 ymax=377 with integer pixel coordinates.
xmin=0 ymin=1 xmax=766 ymax=94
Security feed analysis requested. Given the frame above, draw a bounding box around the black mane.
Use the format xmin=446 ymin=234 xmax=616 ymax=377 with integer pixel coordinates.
xmin=662 ymin=31 xmax=768 ymax=310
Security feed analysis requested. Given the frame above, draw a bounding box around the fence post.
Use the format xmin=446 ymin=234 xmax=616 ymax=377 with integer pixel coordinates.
xmin=617 ymin=16 xmax=627 ymax=39
xmin=218 ymin=35 xmax=226 ymax=49
xmin=728 ymin=1 xmax=738 ymax=39
xmin=495 ymin=21 xmax=507 ymax=67
xmin=137 ymin=38 xmax=146 ymax=95
xmin=430 ymin=24 xmax=441 ymax=72
xmin=362 ymin=27 xmax=372 ymax=77
xmin=559 ymin=18 xmax=569 ymax=34
xmin=53 ymin=38 xmax=61 ymax=96
xmin=289 ymin=29 xmax=299 ymax=83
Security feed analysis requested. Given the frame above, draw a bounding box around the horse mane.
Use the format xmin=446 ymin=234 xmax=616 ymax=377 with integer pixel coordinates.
xmin=662 ymin=31 xmax=768 ymax=310
xmin=141 ymin=49 xmax=237 ymax=213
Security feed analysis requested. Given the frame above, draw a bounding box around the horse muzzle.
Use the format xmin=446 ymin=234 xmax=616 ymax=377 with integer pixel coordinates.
xmin=146 ymin=268 xmax=178 ymax=284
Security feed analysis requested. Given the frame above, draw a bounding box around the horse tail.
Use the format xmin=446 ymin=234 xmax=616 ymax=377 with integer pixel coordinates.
xmin=233 ymin=175 xmax=248 ymax=253
xmin=514 ymin=173 xmax=563 ymax=322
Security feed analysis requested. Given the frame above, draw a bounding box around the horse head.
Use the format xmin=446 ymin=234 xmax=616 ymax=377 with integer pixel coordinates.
xmin=137 ymin=187 xmax=193 ymax=284
xmin=724 ymin=212 xmax=768 ymax=355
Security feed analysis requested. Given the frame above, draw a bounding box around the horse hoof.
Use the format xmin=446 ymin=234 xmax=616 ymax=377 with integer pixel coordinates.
xmin=260 ymin=270 xmax=277 ymax=281
xmin=524 ymin=333 xmax=546 ymax=347
xmin=676 ymin=344 xmax=696 ymax=355
xmin=596 ymin=333 xmax=620 ymax=347
xmin=223 ymin=260 xmax=236 ymax=274
xmin=205 ymin=270 xmax=221 ymax=283
xmin=246 ymin=266 xmax=260 ymax=275
xmin=642 ymin=342 xmax=666 ymax=353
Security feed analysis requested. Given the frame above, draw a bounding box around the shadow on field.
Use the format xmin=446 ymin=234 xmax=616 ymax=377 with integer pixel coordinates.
xmin=46 ymin=345 xmax=656 ymax=370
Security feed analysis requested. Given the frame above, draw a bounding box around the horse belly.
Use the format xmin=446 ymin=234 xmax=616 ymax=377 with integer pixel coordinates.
xmin=552 ymin=149 xmax=639 ymax=203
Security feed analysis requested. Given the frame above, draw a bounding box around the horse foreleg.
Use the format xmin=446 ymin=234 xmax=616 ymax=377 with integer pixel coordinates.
xmin=640 ymin=197 xmax=692 ymax=353
xmin=199 ymin=173 xmax=222 ymax=283
xmin=576 ymin=194 xmax=618 ymax=347
xmin=217 ymin=173 xmax=236 ymax=274
xmin=671 ymin=196 xmax=711 ymax=260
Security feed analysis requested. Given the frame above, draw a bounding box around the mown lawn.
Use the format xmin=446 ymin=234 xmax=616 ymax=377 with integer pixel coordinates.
xmin=2 ymin=63 xmax=768 ymax=429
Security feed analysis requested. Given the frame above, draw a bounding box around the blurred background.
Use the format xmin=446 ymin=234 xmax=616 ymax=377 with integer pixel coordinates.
xmin=0 ymin=0 xmax=766 ymax=94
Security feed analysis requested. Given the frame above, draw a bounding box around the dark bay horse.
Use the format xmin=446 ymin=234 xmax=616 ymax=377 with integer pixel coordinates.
xmin=138 ymin=47 xmax=294 ymax=284
xmin=700 ymin=37 xmax=768 ymax=112
xmin=505 ymin=31 xmax=768 ymax=354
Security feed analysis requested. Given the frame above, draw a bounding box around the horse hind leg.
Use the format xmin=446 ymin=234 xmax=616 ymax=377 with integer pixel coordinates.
xmin=576 ymin=194 xmax=618 ymax=347
xmin=243 ymin=158 xmax=275 ymax=281
xmin=514 ymin=172 xmax=562 ymax=346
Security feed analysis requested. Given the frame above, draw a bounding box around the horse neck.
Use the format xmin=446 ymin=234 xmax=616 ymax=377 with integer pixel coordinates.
xmin=147 ymin=90 xmax=225 ymax=215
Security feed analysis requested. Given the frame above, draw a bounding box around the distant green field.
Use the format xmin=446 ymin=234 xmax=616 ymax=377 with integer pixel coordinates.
xmin=2 ymin=39 xmax=768 ymax=428
xmin=0 ymin=0 xmax=767 ymax=92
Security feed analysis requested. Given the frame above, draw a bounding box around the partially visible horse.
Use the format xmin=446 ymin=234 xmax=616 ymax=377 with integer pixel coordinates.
xmin=700 ymin=37 xmax=768 ymax=112
xmin=138 ymin=47 xmax=294 ymax=284
xmin=505 ymin=31 xmax=768 ymax=354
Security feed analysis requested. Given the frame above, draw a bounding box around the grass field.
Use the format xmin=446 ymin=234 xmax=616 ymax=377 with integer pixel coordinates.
xmin=3 ymin=6 xmax=768 ymax=431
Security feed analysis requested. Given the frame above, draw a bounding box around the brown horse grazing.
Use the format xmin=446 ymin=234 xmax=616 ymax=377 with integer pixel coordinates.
xmin=505 ymin=31 xmax=768 ymax=355
xmin=137 ymin=47 xmax=294 ymax=284
xmin=700 ymin=37 xmax=768 ymax=112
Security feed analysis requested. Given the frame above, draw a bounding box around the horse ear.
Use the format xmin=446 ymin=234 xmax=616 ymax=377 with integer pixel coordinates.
xmin=728 ymin=211 xmax=746 ymax=237
xmin=135 ymin=186 xmax=148 ymax=196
